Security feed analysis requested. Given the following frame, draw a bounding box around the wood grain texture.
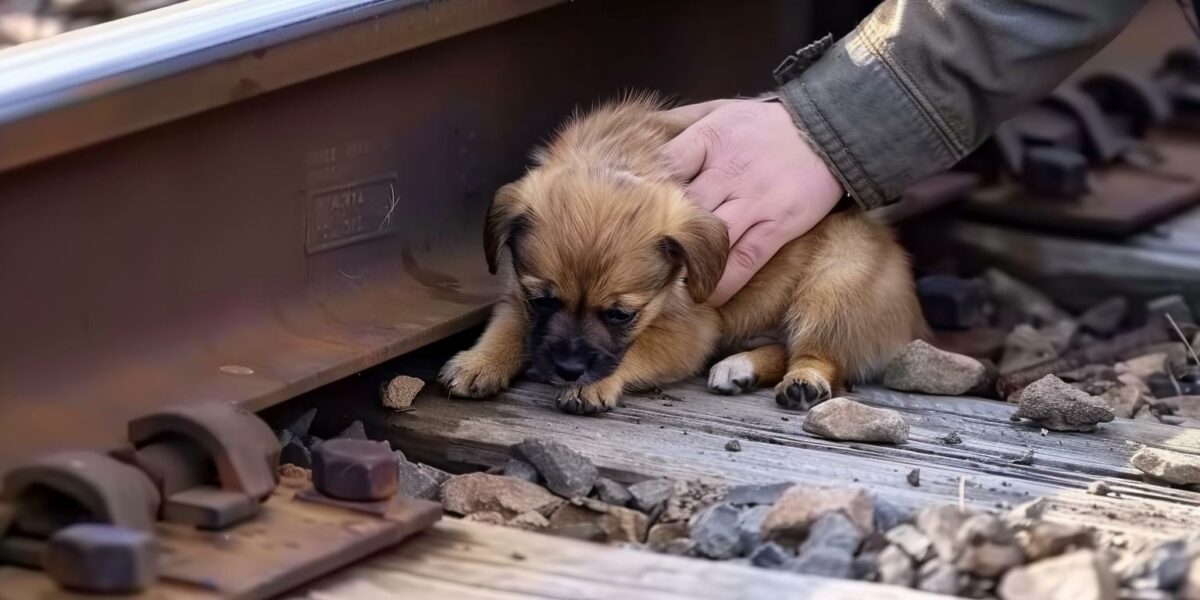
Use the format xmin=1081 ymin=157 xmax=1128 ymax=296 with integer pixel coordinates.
xmin=291 ymin=519 xmax=941 ymax=600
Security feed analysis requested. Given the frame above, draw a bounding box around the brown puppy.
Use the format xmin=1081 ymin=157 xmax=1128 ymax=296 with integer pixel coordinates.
xmin=440 ymin=95 xmax=927 ymax=414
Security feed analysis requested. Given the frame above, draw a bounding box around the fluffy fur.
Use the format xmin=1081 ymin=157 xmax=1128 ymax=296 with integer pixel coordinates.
xmin=440 ymin=94 xmax=928 ymax=415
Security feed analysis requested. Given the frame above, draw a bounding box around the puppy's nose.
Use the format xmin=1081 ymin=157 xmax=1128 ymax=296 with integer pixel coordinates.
xmin=554 ymin=357 xmax=587 ymax=382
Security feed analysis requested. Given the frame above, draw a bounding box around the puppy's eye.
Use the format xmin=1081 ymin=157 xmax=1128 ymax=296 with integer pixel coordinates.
xmin=529 ymin=295 xmax=561 ymax=312
xmin=603 ymin=307 xmax=636 ymax=324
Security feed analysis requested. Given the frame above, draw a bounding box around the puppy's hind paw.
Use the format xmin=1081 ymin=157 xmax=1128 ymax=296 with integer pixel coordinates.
xmin=555 ymin=382 xmax=621 ymax=416
xmin=439 ymin=350 xmax=513 ymax=399
xmin=708 ymin=354 xmax=758 ymax=395
xmin=774 ymin=368 xmax=833 ymax=411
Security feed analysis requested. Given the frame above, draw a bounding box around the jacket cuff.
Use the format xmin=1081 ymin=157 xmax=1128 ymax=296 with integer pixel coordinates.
xmin=774 ymin=31 xmax=960 ymax=209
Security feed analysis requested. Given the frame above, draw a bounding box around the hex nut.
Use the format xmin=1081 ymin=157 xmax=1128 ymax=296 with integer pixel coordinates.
xmin=312 ymin=439 xmax=398 ymax=501
xmin=45 ymin=524 xmax=158 ymax=594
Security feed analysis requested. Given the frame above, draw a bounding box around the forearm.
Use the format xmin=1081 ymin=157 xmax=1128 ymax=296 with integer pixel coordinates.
xmin=776 ymin=0 xmax=1147 ymax=209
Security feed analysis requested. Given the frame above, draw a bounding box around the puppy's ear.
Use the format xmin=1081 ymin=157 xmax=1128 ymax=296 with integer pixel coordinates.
xmin=483 ymin=183 xmax=528 ymax=274
xmin=664 ymin=211 xmax=729 ymax=303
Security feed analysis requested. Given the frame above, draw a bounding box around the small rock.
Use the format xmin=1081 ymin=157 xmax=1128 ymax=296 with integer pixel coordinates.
xmin=593 ymin=477 xmax=632 ymax=507
xmin=724 ymin=439 xmax=742 ymax=452
xmin=997 ymin=550 xmax=1117 ymax=600
xmin=873 ymin=496 xmax=914 ymax=532
xmin=943 ymin=431 xmax=964 ymax=445
xmin=394 ymin=455 xmax=439 ymax=501
xmin=1147 ymin=294 xmax=1194 ymax=327
xmin=1079 ymin=297 xmax=1128 ymax=336
xmin=1042 ymin=320 xmax=1079 ymax=354
xmin=1158 ymin=396 xmax=1200 ymax=420
xmin=1000 ymin=324 xmax=1060 ymax=374
xmin=1117 ymin=353 xmax=1168 ymax=379
xmin=382 ymin=375 xmax=424 ymax=410
xmin=284 ymin=408 xmax=317 ymax=438
xmin=1087 ymin=481 xmax=1112 ymax=496
xmin=801 ymin=512 xmax=862 ymax=554
xmin=440 ymin=473 xmax=563 ymax=518
xmin=724 ymin=482 xmax=793 ymax=506
xmin=802 ymin=397 xmax=909 ymax=444
xmin=548 ymin=498 xmax=648 ymax=544
xmin=303 ymin=435 xmax=324 ymax=450
xmin=512 ymin=438 xmax=598 ymax=498
xmin=737 ymin=505 xmax=771 ymax=550
xmin=659 ymin=480 xmax=727 ymax=523
xmin=1148 ymin=540 xmax=1190 ymax=590
xmin=749 ymin=542 xmax=792 ymax=569
xmin=646 ymin=521 xmax=689 ymax=552
xmin=336 ymin=420 xmax=367 ymax=440
xmin=917 ymin=275 xmax=987 ymax=330
xmin=690 ymin=503 xmax=743 ymax=559
xmin=1131 ymin=447 xmax=1200 ymax=485
xmin=277 ymin=464 xmax=310 ymax=481
xmin=628 ymin=478 xmax=675 ymax=515
xmin=762 ymin=485 xmax=874 ymax=544
xmin=955 ymin=514 xmax=1026 ymax=577
xmin=463 ymin=511 xmax=506 ymax=525
xmin=508 ymin=511 xmax=550 ymax=530
xmin=1011 ymin=448 xmax=1035 ymax=466
xmin=1016 ymin=522 xmax=1094 ymax=561
xmin=917 ymin=559 xmax=963 ymax=595
xmin=1100 ymin=380 xmax=1149 ymax=419
xmin=906 ymin=468 xmax=920 ymax=487
xmin=549 ymin=521 xmax=607 ymax=542
xmin=787 ymin=546 xmax=854 ymax=579
xmin=1011 ymin=498 xmax=1048 ymax=520
xmin=502 ymin=459 xmax=540 ymax=483
xmin=878 ymin=544 xmax=915 ymax=587
xmin=983 ymin=269 xmax=1068 ymax=327
xmin=883 ymin=340 xmax=989 ymax=396
xmin=886 ymin=524 xmax=934 ymax=562
xmin=916 ymin=505 xmax=969 ymax=562
xmin=417 ymin=463 xmax=452 ymax=485
xmin=1014 ymin=375 xmax=1115 ymax=432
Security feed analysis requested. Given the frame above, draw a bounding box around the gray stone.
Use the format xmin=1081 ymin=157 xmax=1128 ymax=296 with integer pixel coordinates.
xmin=284 ymin=408 xmax=317 ymax=438
xmin=440 ymin=472 xmax=563 ymax=518
xmin=883 ymin=340 xmax=989 ymax=396
xmin=851 ymin=551 xmax=879 ymax=581
xmin=983 ymin=269 xmax=1068 ymax=326
xmin=997 ymin=550 xmax=1116 ymax=600
xmin=1132 ymin=447 xmax=1200 ymax=485
xmin=801 ymin=512 xmax=862 ymax=555
xmin=646 ymin=521 xmax=689 ymax=552
xmin=763 ymin=485 xmax=875 ymax=545
xmin=394 ymin=454 xmax=438 ymax=501
xmin=878 ymin=544 xmax=915 ymax=587
xmin=628 ymin=478 xmax=675 ymax=514
xmin=749 ymin=542 xmax=791 ymax=569
xmin=507 ymin=510 xmax=550 ymax=530
xmin=802 ymin=397 xmax=909 ymax=444
xmin=918 ymin=559 xmax=962 ymax=595
xmin=689 ymin=503 xmax=742 ymax=559
xmin=1148 ymin=540 xmax=1190 ymax=591
xmin=513 ymin=438 xmax=598 ymax=498
xmin=1016 ymin=521 xmax=1094 ymax=561
xmin=1087 ymin=481 xmax=1112 ymax=497
xmin=1147 ymin=294 xmax=1194 ymax=327
xmin=659 ymin=480 xmax=727 ymax=523
xmin=724 ymin=482 xmax=792 ymax=506
xmin=787 ymin=546 xmax=854 ymax=579
xmin=336 ymin=420 xmax=367 ymax=440
xmin=886 ymin=524 xmax=934 ymax=562
xmin=1014 ymin=375 xmax=1115 ymax=432
xmin=280 ymin=437 xmax=311 ymax=469
xmin=737 ymin=505 xmax=771 ymax=550
xmin=417 ymin=463 xmax=452 ymax=485
xmin=916 ymin=505 xmax=969 ymax=562
xmin=1080 ymin=297 xmax=1128 ymax=336
xmin=954 ymin=514 xmax=1026 ymax=577
xmin=593 ymin=477 xmax=632 ymax=507
xmin=724 ymin=439 xmax=742 ymax=452
xmin=906 ymin=468 xmax=920 ymax=487
xmin=1000 ymin=324 xmax=1061 ymax=374
xmin=503 ymin=459 xmax=540 ymax=483
xmin=873 ymin=496 xmax=914 ymax=533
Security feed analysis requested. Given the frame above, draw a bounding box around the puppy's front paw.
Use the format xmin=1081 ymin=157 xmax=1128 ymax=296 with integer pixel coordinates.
xmin=555 ymin=381 xmax=621 ymax=416
xmin=439 ymin=350 xmax=513 ymax=398
xmin=708 ymin=354 xmax=758 ymax=395
xmin=774 ymin=368 xmax=833 ymax=410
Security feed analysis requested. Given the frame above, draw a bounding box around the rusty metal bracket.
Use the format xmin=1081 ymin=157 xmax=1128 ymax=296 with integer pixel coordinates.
xmin=1081 ymin=69 xmax=1173 ymax=138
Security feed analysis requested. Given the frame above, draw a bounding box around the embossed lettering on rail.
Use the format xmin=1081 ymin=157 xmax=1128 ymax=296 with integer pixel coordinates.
xmin=306 ymin=174 xmax=398 ymax=254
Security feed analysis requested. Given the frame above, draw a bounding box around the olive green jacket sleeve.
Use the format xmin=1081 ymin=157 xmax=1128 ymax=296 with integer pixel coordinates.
xmin=774 ymin=0 xmax=1152 ymax=209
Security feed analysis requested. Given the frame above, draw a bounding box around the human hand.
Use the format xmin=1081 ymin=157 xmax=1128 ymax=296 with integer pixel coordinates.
xmin=663 ymin=99 xmax=844 ymax=306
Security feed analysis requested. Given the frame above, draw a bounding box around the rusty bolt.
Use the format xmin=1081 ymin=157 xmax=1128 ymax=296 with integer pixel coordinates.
xmin=45 ymin=524 xmax=158 ymax=594
xmin=1022 ymin=146 xmax=1088 ymax=199
xmin=312 ymin=439 xmax=397 ymax=502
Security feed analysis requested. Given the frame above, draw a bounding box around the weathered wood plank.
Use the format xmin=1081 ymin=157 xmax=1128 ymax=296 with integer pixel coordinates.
xmin=343 ymin=361 xmax=1200 ymax=544
xmin=291 ymin=519 xmax=941 ymax=600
